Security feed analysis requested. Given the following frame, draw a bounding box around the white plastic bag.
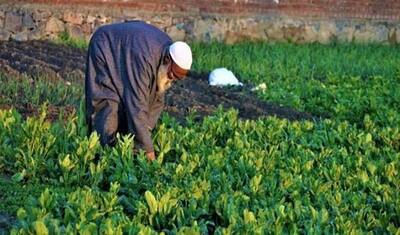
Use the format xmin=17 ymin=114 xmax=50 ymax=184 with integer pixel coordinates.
xmin=208 ymin=68 xmax=243 ymax=86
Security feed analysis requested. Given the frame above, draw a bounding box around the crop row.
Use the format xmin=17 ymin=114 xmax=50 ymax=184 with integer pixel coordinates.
xmin=1 ymin=104 xmax=399 ymax=234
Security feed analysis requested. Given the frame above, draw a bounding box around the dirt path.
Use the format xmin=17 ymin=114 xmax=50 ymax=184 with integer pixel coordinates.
xmin=0 ymin=40 xmax=313 ymax=121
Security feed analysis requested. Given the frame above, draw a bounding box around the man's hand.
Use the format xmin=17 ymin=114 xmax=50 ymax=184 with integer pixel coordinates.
xmin=146 ymin=151 xmax=156 ymax=161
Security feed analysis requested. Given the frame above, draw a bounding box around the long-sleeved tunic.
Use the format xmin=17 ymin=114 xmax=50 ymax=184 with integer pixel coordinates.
xmin=85 ymin=21 xmax=172 ymax=152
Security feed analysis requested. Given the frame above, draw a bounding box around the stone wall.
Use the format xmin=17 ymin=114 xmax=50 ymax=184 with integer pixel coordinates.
xmin=0 ymin=0 xmax=399 ymax=44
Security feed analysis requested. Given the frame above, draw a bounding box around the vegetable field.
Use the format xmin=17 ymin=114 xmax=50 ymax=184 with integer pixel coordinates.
xmin=0 ymin=41 xmax=400 ymax=234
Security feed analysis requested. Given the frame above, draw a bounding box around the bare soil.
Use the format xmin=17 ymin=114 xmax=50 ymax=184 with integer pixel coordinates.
xmin=0 ymin=40 xmax=313 ymax=121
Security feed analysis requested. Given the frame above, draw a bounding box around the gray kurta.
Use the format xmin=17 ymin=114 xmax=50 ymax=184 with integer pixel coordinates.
xmin=85 ymin=21 xmax=172 ymax=152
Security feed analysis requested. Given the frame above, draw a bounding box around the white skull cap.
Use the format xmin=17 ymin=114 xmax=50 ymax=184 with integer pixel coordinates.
xmin=169 ymin=41 xmax=192 ymax=70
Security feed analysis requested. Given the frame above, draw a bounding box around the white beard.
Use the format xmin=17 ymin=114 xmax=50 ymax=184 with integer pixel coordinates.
xmin=156 ymin=64 xmax=173 ymax=96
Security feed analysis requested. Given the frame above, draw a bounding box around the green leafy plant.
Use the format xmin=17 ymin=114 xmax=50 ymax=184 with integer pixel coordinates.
xmin=1 ymin=42 xmax=400 ymax=233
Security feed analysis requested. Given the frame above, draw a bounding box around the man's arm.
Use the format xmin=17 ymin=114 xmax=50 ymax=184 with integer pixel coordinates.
xmin=147 ymin=95 xmax=165 ymax=131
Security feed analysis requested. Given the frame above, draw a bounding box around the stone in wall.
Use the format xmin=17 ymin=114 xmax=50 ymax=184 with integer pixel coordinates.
xmin=28 ymin=28 xmax=43 ymax=40
xmin=225 ymin=18 xmax=268 ymax=44
xmin=63 ymin=11 xmax=85 ymax=25
xmin=192 ymin=19 xmax=210 ymax=42
xmin=388 ymin=28 xmax=396 ymax=44
xmin=0 ymin=28 xmax=11 ymax=41
xmin=225 ymin=18 xmax=242 ymax=43
xmin=335 ymin=21 xmax=355 ymax=42
xmin=317 ymin=21 xmax=337 ymax=44
xmin=0 ymin=9 xmax=4 ymax=28
xmin=65 ymin=23 xmax=85 ymax=40
xmin=4 ymin=11 xmax=22 ymax=33
xmin=396 ymin=27 xmax=400 ymax=44
xmin=84 ymin=14 xmax=101 ymax=34
xmin=45 ymin=17 xmax=65 ymax=36
xmin=111 ymin=17 xmax=125 ymax=24
xmin=12 ymin=31 xmax=29 ymax=42
xmin=32 ymin=9 xmax=51 ymax=22
xmin=166 ymin=24 xmax=186 ymax=41
xmin=224 ymin=31 xmax=243 ymax=44
xmin=192 ymin=17 xmax=228 ymax=42
xmin=281 ymin=19 xmax=306 ymax=43
xmin=81 ymin=23 xmax=92 ymax=35
xmin=182 ymin=18 xmax=195 ymax=41
xmin=0 ymin=4 xmax=399 ymax=44
xmin=22 ymin=13 xmax=35 ymax=30
xmin=121 ymin=9 xmax=139 ymax=19
xmin=303 ymin=24 xmax=319 ymax=43
xmin=94 ymin=14 xmax=110 ymax=28
xmin=246 ymin=19 xmax=269 ymax=41
xmin=373 ymin=24 xmax=390 ymax=43
xmin=210 ymin=19 xmax=228 ymax=42
xmin=150 ymin=15 xmax=172 ymax=30
xmin=264 ymin=20 xmax=285 ymax=41
xmin=86 ymin=15 xmax=96 ymax=24
xmin=353 ymin=23 xmax=389 ymax=43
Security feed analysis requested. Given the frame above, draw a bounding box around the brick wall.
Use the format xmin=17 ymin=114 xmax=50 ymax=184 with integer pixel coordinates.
xmin=23 ymin=0 xmax=400 ymax=21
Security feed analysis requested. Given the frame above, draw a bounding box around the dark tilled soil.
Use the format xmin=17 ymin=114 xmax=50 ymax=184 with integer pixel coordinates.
xmin=165 ymin=76 xmax=313 ymax=121
xmin=0 ymin=40 xmax=86 ymax=83
xmin=0 ymin=40 xmax=313 ymax=121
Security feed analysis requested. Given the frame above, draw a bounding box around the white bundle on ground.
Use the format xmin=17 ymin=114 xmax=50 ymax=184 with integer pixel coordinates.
xmin=209 ymin=68 xmax=243 ymax=86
